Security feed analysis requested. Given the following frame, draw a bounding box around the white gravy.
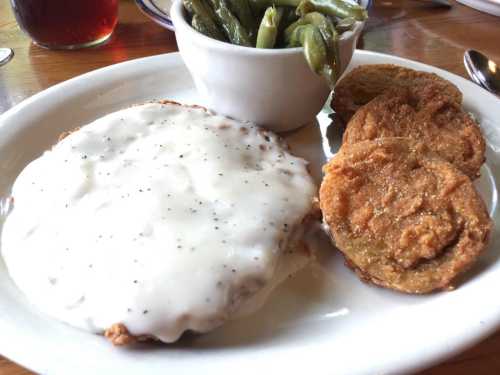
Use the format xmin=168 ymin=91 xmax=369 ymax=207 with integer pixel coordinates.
xmin=1 ymin=102 xmax=316 ymax=342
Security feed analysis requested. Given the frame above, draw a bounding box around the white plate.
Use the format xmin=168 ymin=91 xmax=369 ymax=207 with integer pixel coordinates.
xmin=0 ymin=51 xmax=499 ymax=375
xmin=457 ymin=0 xmax=500 ymax=17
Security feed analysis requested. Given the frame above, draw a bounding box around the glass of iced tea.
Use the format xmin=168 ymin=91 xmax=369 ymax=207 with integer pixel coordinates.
xmin=10 ymin=0 xmax=118 ymax=50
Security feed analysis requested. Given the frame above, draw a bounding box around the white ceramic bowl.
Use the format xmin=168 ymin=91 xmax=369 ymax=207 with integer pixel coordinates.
xmin=171 ymin=0 xmax=365 ymax=132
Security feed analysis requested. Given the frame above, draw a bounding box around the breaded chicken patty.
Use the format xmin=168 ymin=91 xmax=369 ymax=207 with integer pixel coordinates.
xmin=2 ymin=101 xmax=318 ymax=345
xmin=342 ymin=88 xmax=485 ymax=179
xmin=319 ymin=138 xmax=491 ymax=294
xmin=332 ymin=64 xmax=463 ymax=124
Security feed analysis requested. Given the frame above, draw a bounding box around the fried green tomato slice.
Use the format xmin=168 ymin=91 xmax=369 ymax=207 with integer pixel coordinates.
xmin=332 ymin=64 xmax=463 ymax=124
xmin=343 ymin=87 xmax=485 ymax=179
xmin=319 ymin=138 xmax=491 ymax=294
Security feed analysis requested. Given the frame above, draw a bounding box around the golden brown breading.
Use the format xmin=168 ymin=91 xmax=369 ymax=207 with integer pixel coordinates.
xmin=319 ymin=138 xmax=491 ymax=294
xmin=104 ymin=323 xmax=155 ymax=346
xmin=342 ymin=88 xmax=485 ymax=179
xmin=332 ymin=64 xmax=463 ymax=124
xmin=104 ymin=324 xmax=137 ymax=346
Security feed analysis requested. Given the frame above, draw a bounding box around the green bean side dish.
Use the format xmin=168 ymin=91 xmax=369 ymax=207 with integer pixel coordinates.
xmin=183 ymin=0 xmax=368 ymax=87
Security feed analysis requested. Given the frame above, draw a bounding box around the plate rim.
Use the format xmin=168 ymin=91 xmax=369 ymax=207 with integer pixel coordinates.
xmin=0 ymin=49 xmax=499 ymax=375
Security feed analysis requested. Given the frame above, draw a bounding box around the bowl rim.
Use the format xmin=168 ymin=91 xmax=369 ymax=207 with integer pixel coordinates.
xmin=170 ymin=0 xmax=365 ymax=56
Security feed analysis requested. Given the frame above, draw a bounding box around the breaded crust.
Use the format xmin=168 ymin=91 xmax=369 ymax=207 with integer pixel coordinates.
xmin=104 ymin=324 xmax=154 ymax=346
xmin=105 ymin=324 xmax=138 ymax=346
xmin=332 ymin=64 xmax=463 ymax=124
xmin=319 ymin=138 xmax=491 ymax=294
xmin=342 ymin=88 xmax=485 ymax=179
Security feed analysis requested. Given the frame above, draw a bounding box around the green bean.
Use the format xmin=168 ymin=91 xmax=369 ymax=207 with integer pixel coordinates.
xmin=304 ymin=12 xmax=335 ymax=34
xmin=274 ymin=7 xmax=298 ymax=46
xmin=284 ymin=12 xmax=328 ymax=40
xmin=304 ymin=12 xmax=340 ymax=85
xmin=227 ymin=0 xmax=258 ymax=40
xmin=335 ymin=16 xmax=356 ymax=32
xmin=249 ymin=0 xmax=299 ymax=11
xmin=183 ymin=0 xmax=368 ymax=88
xmin=249 ymin=0 xmax=367 ymax=20
xmin=285 ymin=12 xmax=339 ymax=86
xmin=325 ymin=30 xmax=340 ymax=87
xmin=184 ymin=0 xmax=195 ymax=12
xmin=256 ymin=6 xmax=283 ymax=48
xmin=191 ymin=14 xmax=223 ymax=40
xmin=184 ymin=0 xmax=226 ymax=41
xmin=297 ymin=0 xmax=367 ymax=21
xmin=207 ymin=0 xmax=253 ymax=46
xmin=286 ymin=24 xmax=327 ymax=74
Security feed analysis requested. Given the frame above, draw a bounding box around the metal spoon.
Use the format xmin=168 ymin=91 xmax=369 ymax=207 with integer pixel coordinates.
xmin=464 ymin=49 xmax=500 ymax=96
xmin=0 ymin=48 xmax=14 ymax=66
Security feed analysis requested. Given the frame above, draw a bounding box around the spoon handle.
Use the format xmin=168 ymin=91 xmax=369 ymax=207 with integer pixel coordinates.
xmin=464 ymin=49 xmax=500 ymax=97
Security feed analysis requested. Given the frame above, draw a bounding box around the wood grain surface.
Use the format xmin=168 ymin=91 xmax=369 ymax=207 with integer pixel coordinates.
xmin=1 ymin=0 xmax=499 ymax=374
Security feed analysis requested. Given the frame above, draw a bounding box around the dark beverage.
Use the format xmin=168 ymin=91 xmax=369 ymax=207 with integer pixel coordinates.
xmin=10 ymin=0 xmax=118 ymax=49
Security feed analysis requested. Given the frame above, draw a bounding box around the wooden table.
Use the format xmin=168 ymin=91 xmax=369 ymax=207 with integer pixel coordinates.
xmin=0 ymin=0 xmax=499 ymax=374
